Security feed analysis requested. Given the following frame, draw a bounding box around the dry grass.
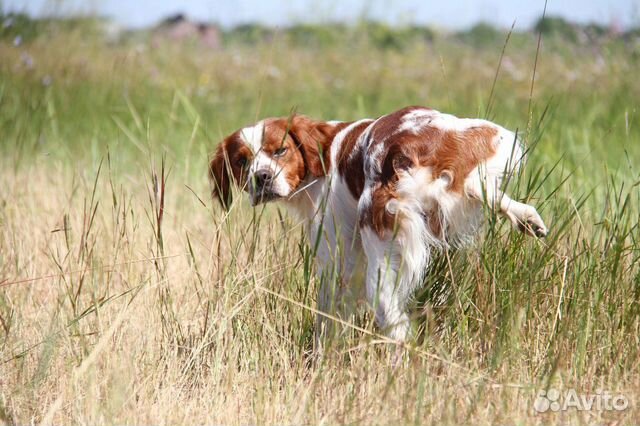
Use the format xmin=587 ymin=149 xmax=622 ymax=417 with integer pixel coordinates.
xmin=1 ymin=25 xmax=639 ymax=425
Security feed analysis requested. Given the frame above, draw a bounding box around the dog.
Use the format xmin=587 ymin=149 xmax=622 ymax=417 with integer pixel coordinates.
xmin=209 ymin=106 xmax=547 ymax=342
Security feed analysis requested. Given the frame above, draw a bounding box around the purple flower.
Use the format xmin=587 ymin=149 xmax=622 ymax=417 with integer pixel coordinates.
xmin=20 ymin=52 xmax=34 ymax=69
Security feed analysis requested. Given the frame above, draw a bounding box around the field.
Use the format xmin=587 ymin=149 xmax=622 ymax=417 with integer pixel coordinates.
xmin=1 ymin=18 xmax=640 ymax=425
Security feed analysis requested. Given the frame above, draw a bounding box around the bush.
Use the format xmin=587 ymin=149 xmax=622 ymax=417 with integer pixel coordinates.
xmin=0 ymin=12 xmax=40 ymax=42
xmin=1 ymin=13 xmax=107 ymax=43
xmin=285 ymin=23 xmax=347 ymax=47
xmin=533 ymin=16 xmax=580 ymax=42
xmin=456 ymin=22 xmax=505 ymax=47
xmin=360 ymin=20 xmax=435 ymax=50
xmin=224 ymin=23 xmax=275 ymax=45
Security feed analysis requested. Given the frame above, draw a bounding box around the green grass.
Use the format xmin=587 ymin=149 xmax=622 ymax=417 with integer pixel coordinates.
xmin=0 ymin=25 xmax=639 ymax=424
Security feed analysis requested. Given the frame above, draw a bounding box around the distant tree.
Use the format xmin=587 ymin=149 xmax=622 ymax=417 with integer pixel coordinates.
xmin=1 ymin=12 xmax=107 ymax=42
xmin=225 ymin=23 xmax=275 ymax=44
xmin=533 ymin=16 xmax=580 ymax=42
xmin=224 ymin=20 xmax=434 ymax=50
xmin=456 ymin=22 xmax=503 ymax=47
xmin=286 ymin=23 xmax=347 ymax=47
xmin=0 ymin=13 xmax=40 ymax=41
xmin=403 ymin=25 xmax=436 ymax=43
xmin=359 ymin=20 xmax=434 ymax=50
xmin=623 ymin=26 xmax=640 ymax=40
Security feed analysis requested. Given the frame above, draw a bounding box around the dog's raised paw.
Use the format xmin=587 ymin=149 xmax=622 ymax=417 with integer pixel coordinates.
xmin=517 ymin=212 xmax=548 ymax=238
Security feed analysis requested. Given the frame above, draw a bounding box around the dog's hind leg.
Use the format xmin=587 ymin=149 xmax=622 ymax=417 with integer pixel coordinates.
xmin=359 ymin=204 xmax=432 ymax=342
xmin=361 ymin=226 xmax=413 ymax=341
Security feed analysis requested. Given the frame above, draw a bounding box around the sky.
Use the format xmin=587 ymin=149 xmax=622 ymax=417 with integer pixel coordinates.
xmin=3 ymin=0 xmax=639 ymax=30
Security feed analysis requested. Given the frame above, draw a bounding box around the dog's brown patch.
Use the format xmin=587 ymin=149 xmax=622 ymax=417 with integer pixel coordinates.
xmin=336 ymin=120 xmax=374 ymax=199
xmin=360 ymin=108 xmax=498 ymax=236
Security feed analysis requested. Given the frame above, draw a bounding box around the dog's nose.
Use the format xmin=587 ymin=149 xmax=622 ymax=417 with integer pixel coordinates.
xmin=253 ymin=169 xmax=273 ymax=188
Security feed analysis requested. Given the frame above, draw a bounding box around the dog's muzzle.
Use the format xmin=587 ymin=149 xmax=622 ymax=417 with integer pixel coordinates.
xmin=248 ymin=169 xmax=280 ymax=206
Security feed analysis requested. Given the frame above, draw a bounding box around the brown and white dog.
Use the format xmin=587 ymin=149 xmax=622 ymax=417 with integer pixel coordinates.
xmin=209 ymin=106 xmax=547 ymax=341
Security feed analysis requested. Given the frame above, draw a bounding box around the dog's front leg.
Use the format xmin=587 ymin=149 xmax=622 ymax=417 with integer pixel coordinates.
xmin=313 ymin=221 xmax=354 ymax=349
xmin=314 ymin=266 xmax=340 ymax=352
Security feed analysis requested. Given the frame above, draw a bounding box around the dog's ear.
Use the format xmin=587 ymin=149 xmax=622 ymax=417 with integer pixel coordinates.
xmin=209 ymin=133 xmax=252 ymax=210
xmin=288 ymin=116 xmax=335 ymax=177
xmin=208 ymin=143 xmax=233 ymax=210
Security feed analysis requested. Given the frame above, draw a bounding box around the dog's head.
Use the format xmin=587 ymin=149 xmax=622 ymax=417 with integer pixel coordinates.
xmin=209 ymin=115 xmax=335 ymax=209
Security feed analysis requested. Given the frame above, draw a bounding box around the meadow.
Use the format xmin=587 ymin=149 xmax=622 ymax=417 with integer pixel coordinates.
xmin=0 ymin=17 xmax=639 ymax=425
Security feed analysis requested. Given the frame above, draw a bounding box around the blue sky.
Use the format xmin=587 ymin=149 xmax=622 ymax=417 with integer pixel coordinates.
xmin=4 ymin=0 xmax=639 ymax=30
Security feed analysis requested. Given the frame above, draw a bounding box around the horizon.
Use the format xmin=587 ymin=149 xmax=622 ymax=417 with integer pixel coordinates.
xmin=2 ymin=0 xmax=639 ymax=30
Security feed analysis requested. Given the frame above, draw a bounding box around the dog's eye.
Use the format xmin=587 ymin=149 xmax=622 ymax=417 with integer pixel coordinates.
xmin=274 ymin=147 xmax=288 ymax=158
xmin=236 ymin=157 xmax=248 ymax=168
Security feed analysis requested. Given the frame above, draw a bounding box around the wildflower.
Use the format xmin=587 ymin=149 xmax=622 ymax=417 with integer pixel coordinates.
xmin=20 ymin=52 xmax=34 ymax=69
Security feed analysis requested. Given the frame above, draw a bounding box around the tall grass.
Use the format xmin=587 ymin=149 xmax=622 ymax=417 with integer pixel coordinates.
xmin=0 ymin=25 xmax=639 ymax=424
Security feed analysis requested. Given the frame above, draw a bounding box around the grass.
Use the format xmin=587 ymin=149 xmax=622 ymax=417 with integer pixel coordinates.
xmin=1 ymin=23 xmax=639 ymax=424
